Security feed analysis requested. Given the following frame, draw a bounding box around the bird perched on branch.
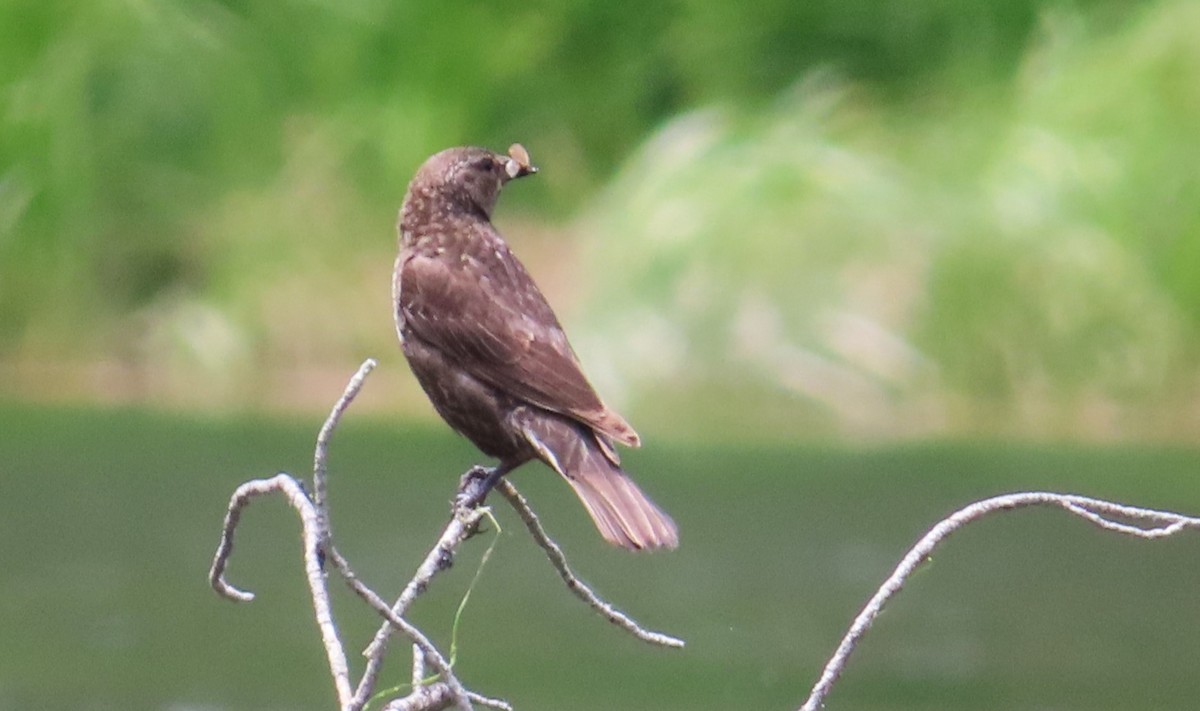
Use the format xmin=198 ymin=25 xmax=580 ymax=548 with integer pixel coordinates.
xmin=393 ymin=144 xmax=678 ymax=551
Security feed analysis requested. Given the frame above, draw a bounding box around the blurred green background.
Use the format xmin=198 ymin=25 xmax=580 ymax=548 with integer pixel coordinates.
xmin=3 ymin=0 xmax=1200 ymax=709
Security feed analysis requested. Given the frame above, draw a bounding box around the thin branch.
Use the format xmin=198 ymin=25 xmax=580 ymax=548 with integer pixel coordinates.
xmin=411 ymin=644 xmax=425 ymax=690
xmin=797 ymin=492 xmax=1200 ymax=711
xmin=208 ymin=479 xmax=260 ymax=604
xmin=210 ymin=363 xmax=482 ymax=711
xmin=465 ymin=691 xmax=514 ymax=710
xmin=328 ymin=547 xmax=475 ymax=711
xmin=383 ymin=683 xmax=455 ymax=711
xmin=211 ymin=359 xmax=669 ymax=711
xmin=314 ymin=358 xmax=377 ymax=540
xmin=495 ymin=479 xmax=685 ymax=649
xmin=379 ymin=685 xmax=512 ymax=711
xmin=208 ymin=473 xmax=355 ymax=706
xmin=353 ymin=504 xmax=487 ymax=709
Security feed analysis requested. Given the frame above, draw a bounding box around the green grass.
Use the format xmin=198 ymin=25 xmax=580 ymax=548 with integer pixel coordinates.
xmin=2 ymin=403 xmax=1199 ymax=710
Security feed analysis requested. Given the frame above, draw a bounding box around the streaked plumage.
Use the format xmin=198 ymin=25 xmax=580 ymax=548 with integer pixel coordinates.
xmin=393 ymin=144 xmax=678 ymax=551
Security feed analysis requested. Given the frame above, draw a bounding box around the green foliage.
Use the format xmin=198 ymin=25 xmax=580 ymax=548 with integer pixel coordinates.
xmin=575 ymin=1 xmax=1200 ymax=438
xmin=1 ymin=0 xmax=1193 ymax=438
xmin=0 ymin=0 xmax=1111 ymax=346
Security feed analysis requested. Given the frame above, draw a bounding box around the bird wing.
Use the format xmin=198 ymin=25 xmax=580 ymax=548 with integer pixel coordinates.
xmin=398 ymin=243 xmax=640 ymax=449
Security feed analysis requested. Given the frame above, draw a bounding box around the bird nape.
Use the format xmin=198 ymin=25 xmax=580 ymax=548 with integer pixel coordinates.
xmin=392 ymin=144 xmax=678 ymax=551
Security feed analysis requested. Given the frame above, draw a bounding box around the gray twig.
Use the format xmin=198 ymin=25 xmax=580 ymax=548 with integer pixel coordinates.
xmin=209 ymin=360 xmax=484 ymax=711
xmin=380 ymin=685 xmax=513 ymax=711
xmin=208 ymin=472 xmax=355 ymax=706
xmin=495 ymin=479 xmax=685 ymax=649
xmin=328 ymin=544 xmax=474 ymax=711
xmin=210 ymin=358 xmax=675 ymax=711
xmin=411 ymin=644 xmax=425 ymax=690
xmin=798 ymin=492 xmax=1200 ymax=711
xmin=313 ymin=358 xmax=377 ymax=542
xmin=382 ymin=683 xmax=455 ymax=711
xmin=353 ymin=503 xmax=486 ymax=709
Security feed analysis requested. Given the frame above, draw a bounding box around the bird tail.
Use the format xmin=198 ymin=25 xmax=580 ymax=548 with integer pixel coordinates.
xmin=513 ymin=409 xmax=678 ymax=551
xmin=565 ymin=455 xmax=679 ymax=551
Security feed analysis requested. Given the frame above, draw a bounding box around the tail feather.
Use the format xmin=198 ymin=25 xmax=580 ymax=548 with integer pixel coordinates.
xmin=513 ymin=407 xmax=678 ymax=551
xmin=566 ymin=463 xmax=678 ymax=551
xmin=568 ymin=474 xmax=639 ymax=549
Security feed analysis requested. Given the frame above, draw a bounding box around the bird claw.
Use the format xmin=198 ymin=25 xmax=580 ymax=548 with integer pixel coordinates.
xmin=455 ymin=465 xmax=501 ymax=510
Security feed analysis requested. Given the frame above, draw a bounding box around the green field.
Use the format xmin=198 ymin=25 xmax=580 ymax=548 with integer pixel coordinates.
xmin=2 ymin=404 xmax=1199 ymax=710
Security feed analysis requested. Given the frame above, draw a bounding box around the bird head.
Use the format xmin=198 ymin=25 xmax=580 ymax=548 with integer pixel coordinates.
xmin=410 ymin=144 xmax=538 ymax=219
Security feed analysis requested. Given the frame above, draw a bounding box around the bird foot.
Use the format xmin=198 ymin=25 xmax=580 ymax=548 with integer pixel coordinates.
xmin=455 ymin=465 xmax=506 ymax=510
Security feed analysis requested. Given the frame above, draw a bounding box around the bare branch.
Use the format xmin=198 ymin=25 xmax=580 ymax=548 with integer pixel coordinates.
xmin=208 ymin=476 xmax=264 ymax=603
xmin=211 ymin=360 xmax=672 ymax=711
xmin=411 ymin=644 xmax=425 ymax=690
xmin=379 ymin=684 xmax=511 ymax=711
xmin=327 ymin=546 xmax=475 ymax=711
xmin=383 ymin=683 xmax=456 ymax=711
xmin=209 ymin=363 xmax=481 ymax=711
xmin=798 ymin=492 xmax=1200 ymax=711
xmin=314 ymin=358 xmax=377 ymax=541
xmin=495 ymin=479 xmax=685 ymax=649
xmin=465 ymin=691 xmax=515 ymax=710
xmin=351 ymin=503 xmax=486 ymax=709
xmin=208 ymin=473 xmax=355 ymax=706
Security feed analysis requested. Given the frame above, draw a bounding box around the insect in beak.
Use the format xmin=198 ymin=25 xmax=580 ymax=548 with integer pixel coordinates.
xmin=505 ymin=143 xmax=538 ymax=179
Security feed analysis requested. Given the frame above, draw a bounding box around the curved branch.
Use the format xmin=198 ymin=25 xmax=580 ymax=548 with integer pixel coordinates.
xmin=314 ymin=358 xmax=377 ymax=535
xmin=208 ymin=473 xmax=355 ymax=705
xmin=495 ymin=479 xmax=685 ymax=649
xmin=797 ymin=492 xmax=1200 ymax=711
xmin=210 ymin=359 xmax=677 ymax=711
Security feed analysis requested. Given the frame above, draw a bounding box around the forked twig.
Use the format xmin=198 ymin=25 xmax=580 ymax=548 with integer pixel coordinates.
xmin=209 ymin=359 xmax=477 ymax=711
xmin=209 ymin=472 xmax=355 ymax=704
xmin=209 ymin=359 xmax=679 ymax=711
xmin=352 ymin=501 xmax=487 ymax=709
xmin=798 ymin=492 xmax=1200 ymax=711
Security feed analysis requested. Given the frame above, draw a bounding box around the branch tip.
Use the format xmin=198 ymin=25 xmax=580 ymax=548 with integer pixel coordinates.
xmin=495 ymin=479 xmax=685 ymax=649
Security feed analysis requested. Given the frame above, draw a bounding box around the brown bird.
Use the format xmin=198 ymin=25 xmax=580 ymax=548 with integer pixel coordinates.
xmin=393 ymin=144 xmax=678 ymax=551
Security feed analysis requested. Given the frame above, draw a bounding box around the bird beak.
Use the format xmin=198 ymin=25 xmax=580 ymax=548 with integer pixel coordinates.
xmin=504 ymin=143 xmax=538 ymax=180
